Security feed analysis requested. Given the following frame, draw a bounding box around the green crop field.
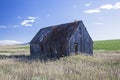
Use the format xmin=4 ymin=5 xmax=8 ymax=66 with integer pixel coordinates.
xmin=94 ymin=39 xmax=120 ymax=50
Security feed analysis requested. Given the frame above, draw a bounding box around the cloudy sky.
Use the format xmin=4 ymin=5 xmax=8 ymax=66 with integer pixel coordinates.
xmin=0 ymin=0 xmax=120 ymax=44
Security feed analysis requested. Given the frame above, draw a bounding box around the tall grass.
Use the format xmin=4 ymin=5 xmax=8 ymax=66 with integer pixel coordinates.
xmin=0 ymin=52 xmax=120 ymax=80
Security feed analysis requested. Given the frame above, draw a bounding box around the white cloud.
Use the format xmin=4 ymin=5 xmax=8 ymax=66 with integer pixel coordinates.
xmin=28 ymin=17 xmax=36 ymax=20
xmin=0 ymin=25 xmax=20 ymax=29
xmin=85 ymin=3 xmax=91 ymax=7
xmin=21 ymin=16 xmax=36 ymax=27
xmin=0 ymin=40 xmax=22 ymax=46
xmin=95 ymin=22 xmax=104 ymax=25
xmin=114 ymin=2 xmax=120 ymax=9
xmin=100 ymin=4 xmax=113 ymax=9
xmin=98 ymin=17 xmax=103 ymax=20
xmin=10 ymin=25 xmax=20 ymax=28
xmin=6 ymin=25 xmax=20 ymax=29
xmin=100 ymin=2 xmax=120 ymax=10
xmin=84 ymin=2 xmax=120 ymax=14
xmin=84 ymin=9 xmax=100 ymax=13
xmin=0 ymin=16 xmax=37 ymax=29
xmin=0 ymin=25 xmax=7 ymax=29
xmin=21 ymin=20 xmax=32 ymax=26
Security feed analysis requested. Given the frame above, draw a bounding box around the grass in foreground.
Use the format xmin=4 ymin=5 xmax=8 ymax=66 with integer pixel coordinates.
xmin=0 ymin=52 xmax=120 ymax=80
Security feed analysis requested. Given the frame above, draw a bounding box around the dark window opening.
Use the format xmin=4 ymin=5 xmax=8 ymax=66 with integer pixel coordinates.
xmin=74 ymin=43 xmax=78 ymax=54
xmin=80 ymin=39 xmax=82 ymax=52
xmin=50 ymin=48 xmax=54 ymax=57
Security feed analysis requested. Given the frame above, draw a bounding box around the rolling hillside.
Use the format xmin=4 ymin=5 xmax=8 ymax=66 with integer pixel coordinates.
xmin=94 ymin=39 xmax=120 ymax=50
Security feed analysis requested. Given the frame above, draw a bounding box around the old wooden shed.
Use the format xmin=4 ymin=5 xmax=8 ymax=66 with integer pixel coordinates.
xmin=30 ymin=21 xmax=93 ymax=59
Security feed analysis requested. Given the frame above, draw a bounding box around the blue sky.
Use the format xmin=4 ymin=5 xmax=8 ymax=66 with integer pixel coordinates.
xmin=0 ymin=0 xmax=120 ymax=43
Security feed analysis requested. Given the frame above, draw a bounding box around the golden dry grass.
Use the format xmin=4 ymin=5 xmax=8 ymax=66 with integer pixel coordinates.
xmin=0 ymin=45 xmax=120 ymax=80
xmin=0 ymin=51 xmax=120 ymax=80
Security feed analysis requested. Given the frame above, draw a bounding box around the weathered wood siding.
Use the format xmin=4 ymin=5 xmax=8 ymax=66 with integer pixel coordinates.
xmin=30 ymin=21 xmax=93 ymax=59
xmin=30 ymin=44 xmax=40 ymax=57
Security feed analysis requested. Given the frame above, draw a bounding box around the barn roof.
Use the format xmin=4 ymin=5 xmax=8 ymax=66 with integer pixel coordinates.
xmin=30 ymin=21 xmax=82 ymax=44
xmin=30 ymin=27 xmax=53 ymax=44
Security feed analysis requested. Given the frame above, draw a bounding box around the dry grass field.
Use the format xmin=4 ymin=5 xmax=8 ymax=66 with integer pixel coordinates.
xmin=0 ymin=45 xmax=30 ymax=56
xmin=0 ymin=45 xmax=120 ymax=80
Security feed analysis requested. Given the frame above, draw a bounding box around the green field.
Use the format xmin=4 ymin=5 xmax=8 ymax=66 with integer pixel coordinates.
xmin=94 ymin=39 xmax=120 ymax=50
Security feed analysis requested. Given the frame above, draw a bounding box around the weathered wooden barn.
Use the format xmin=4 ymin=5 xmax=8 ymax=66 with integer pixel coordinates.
xmin=30 ymin=21 xmax=93 ymax=59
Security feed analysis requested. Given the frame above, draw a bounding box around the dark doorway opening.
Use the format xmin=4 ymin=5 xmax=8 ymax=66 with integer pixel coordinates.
xmin=41 ymin=45 xmax=44 ymax=53
xmin=74 ymin=43 xmax=78 ymax=54
xmin=50 ymin=48 xmax=54 ymax=57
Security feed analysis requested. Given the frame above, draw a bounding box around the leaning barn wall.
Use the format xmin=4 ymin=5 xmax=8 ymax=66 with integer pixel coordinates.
xmin=80 ymin=22 xmax=93 ymax=55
